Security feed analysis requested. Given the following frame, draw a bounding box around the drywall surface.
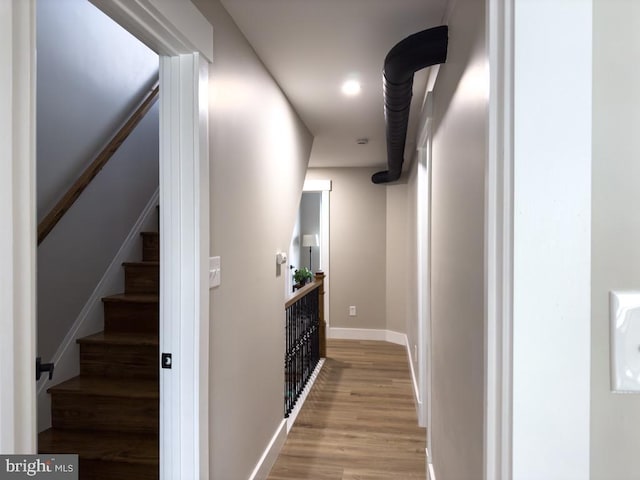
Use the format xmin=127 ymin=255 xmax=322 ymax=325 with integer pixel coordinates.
xmin=386 ymin=182 xmax=409 ymax=334
xmin=428 ymin=0 xmax=487 ymax=477
xmin=36 ymin=0 xmax=159 ymax=362
xmin=192 ymin=1 xmax=313 ymax=478
xmin=591 ymin=1 xmax=640 ymax=478
xmin=306 ymin=168 xmax=387 ymax=330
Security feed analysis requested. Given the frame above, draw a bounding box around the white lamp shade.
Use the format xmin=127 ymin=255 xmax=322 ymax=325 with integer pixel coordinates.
xmin=302 ymin=234 xmax=319 ymax=247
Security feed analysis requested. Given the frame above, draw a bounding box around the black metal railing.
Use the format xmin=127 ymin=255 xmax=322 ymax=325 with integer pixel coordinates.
xmin=284 ymin=282 xmax=320 ymax=417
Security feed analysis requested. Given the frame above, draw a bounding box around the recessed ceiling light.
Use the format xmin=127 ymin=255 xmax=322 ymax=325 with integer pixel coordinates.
xmin=341 ymin=79 xmax=361 ymax=96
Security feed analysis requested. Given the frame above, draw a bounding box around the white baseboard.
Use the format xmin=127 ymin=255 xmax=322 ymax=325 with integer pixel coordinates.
xmin=404 ymin=334 xmax=423 ymax=422
xmin=36 ymin=188 xmax=159 ymax=432
xmin=287 ymin=359 xmax=324 ymax=433
xmin=249 ymin=359 xmax=325 ymax=479
xmin=328 ymin=327 xmax=406 ymax=345
xmin=427 ymin=462 xmax=436 ymax=480
xmin=248 ymin=419 xmax=287 ymax=480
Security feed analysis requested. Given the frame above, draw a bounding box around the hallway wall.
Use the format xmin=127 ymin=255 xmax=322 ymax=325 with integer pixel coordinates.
xmin=306 ymin=168 xmax=387 ymax=331
xmin=428 ymin=0 xmax=487 ymax=477
xmin=591 ymin=1 xmax=640 ymax=477
xmin=386 ymin=183 xmax=409 ymax=335
xmin=192 ymin=1 xmax=313 ymax=478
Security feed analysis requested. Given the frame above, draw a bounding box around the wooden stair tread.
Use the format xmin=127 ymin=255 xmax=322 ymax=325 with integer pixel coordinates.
xmin=48 ymin=376 xmax=158 ymax=398
xmin=140 ymin=231 xmax=158 ymax=236
xmin=102 ymin=293 xmax=158 ymax=303
xmin=39 ymin=428 xmax=157 ymax=465
xmin=77 ymin=331 xmax=158 ymax=347
xmin=122 ymin=261 xmax=159 ymax=267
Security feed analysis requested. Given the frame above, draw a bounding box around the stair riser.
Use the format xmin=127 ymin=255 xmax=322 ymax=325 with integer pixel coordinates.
xmin=103 ymin=302 xmax=158 ymax=334
xmin=80 ymin=459 xmax=158 ymax=480
xmin=80 ymin=344 xmax=158 ymax=379
xmin=141 ymin=233 xmax=159 ymax=262
xmin=50 ymin=394 xmax=158 ymax=434
xmin=124 ymin=264 xmax=159 ymax=294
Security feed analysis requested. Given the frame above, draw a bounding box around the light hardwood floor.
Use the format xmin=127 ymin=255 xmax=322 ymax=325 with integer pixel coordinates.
xmin=268 ymin=339 xmax=426 ymax=480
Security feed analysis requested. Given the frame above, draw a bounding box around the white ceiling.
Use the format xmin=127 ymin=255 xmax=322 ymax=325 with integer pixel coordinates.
xmin=219 ymin=0 xmax=449 ymax=169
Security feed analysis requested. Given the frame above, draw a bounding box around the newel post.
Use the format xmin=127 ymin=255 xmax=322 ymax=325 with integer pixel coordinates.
xmin=315 ymin=271 xmax=326 ymax=357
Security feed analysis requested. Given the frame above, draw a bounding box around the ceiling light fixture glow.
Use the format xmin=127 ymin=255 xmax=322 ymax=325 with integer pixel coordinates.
xmin=341 ymin=79 xmax=361 ymax=96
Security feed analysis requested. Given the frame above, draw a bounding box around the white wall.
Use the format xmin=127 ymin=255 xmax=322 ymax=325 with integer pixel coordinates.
xmin=306 ymin=168 xmax=387 ymax=331
xmin=591 ymin=1 xmax=640 ymax=478
xmin=37 ymin=0 xmax=159 ymax=363
xmin=428 ymin=0 xmax=487 ymax=477
xmin=191 ymin=1 xmax=313 ymax=478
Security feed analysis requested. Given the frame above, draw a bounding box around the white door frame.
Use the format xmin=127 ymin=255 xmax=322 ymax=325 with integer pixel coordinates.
xmin=0 ymin=0 xmax=37 ymax=455
xmin=90 ymin=2 xmax=213 ymax=478
xmin=485 ymin=1 xmax=592 ymax=479
xmin=303 ymin=179 xmax=332 ymax=329
xmin=484 ymin=0 xmax=514 ymax=478
xmin=416 ymin=93 xmax=434 ymax=459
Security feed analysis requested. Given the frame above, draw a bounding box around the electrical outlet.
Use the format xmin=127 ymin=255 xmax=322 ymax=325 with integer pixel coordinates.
xmin=349 ymin=305 xmax=357 ymax=317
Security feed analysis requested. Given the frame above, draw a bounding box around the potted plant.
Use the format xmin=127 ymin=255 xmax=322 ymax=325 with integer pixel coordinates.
xmin=293 ymin=267 xmax=313 ymax=287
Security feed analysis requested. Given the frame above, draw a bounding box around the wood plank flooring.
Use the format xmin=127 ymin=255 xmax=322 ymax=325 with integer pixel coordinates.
xmin=268 ymin=339 xmax=426 ymax=480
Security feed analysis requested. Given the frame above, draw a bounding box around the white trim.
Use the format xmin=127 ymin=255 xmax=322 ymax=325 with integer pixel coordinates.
xmin=404 ymin=334 xmax=422 ymax=413
xmin=36 ymin=189 xmax=160 ymax=430
xmin=303 ymin=179 xmax=332 ymax=192
xmin=159 ymin=53 xmax=210 ymax=480
xmin=328 ymin=327 xmax=406 ymax=346
xmin=416 ymin=92 xmax=433 ymax=432
xmin=89 ymin=3 xmax=212 ymax=479
xmin=485 ymin=0 xmax=514 ymax=479
xmin=302 ymin=180 xmax=331 ymax=328
xmin=286 ymin=359 xmax=325 ymax=432
xmin=90 ymin=0 xmax=213 ymax=62
xmin=0 ymin=0 xmax=37 ymax=454
xmin=248 ymin=420 xmax=287 ymax=480
xmin=427 ymin=462 xmax=437 ymax=480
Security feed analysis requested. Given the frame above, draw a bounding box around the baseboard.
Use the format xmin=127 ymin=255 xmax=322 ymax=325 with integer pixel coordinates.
xmin=404 ymin=334 xmax=423 ymax=423
xmin=426 ymin=448 xmax=436 ymax=480
xmin=427 ymin=462 xmax=436 ymax=480
xmin=36 ymin=188 xmax=159 ymax=432
xmin=328 ymin=327 xmax=406 ymax=346
xmin=248 ymin=419 xmax=287 ymax=480
xmin=286 ymin=359 xmax=324 ymax=433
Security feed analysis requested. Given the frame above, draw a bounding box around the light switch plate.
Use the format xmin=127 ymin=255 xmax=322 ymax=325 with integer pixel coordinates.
xmin=610 ymin=290 xmax=640 ymax=392
xmin=209 ymin=256 xmax=221 ymax=288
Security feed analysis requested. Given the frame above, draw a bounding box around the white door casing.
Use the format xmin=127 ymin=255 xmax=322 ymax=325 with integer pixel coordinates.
xmin=303 ymin=179 xmax=332 ymax=329
xmin=0 ymin=0 xmax=37 ymax=455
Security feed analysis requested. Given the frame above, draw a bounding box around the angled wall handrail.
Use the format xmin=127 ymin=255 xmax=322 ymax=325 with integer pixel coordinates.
xmin=37 ymin=82 xmax=160 ymax=245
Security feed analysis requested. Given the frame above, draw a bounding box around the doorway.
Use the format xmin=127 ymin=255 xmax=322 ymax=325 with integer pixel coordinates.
xmin=1 ymin=0 xmax=213 ymax=478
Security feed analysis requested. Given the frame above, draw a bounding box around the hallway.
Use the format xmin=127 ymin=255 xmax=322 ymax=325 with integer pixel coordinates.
xmin=268 ymin=339 xmax=426 ymax=480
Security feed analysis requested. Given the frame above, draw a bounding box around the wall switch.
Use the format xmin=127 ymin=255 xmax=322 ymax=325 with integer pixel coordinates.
xmin=414 ymin=345 xmax=418 ymax=363
xmin=349 ymin=305 xmax=357 ymax=317
xmin=209 ymin=256 xmax=221 ymax=288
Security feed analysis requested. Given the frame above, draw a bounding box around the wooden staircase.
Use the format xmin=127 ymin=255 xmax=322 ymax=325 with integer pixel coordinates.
xmin=39 ymin=229 xmax=160 ymax=480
